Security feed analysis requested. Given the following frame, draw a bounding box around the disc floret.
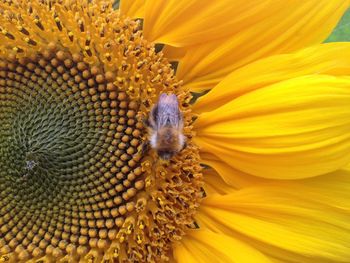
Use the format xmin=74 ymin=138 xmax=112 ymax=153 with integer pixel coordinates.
xmin=0 ymin=0 xmax=203 ymax=262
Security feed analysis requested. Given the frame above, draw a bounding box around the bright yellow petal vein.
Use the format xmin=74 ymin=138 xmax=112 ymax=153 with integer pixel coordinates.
xmin=171 ymin=1 xmax=349 ymax=92
xmin=194 ymin=43 xmax=350 ymax=113
xmin=120 ymin=0 xmax=145 ymax=19
xmin=195 ymin=75 xmax=350 ymax=179
xmin=173 ymin=229 xmax=272 ymax=263
xmin=143 ymin=0 xmax=275 ymax=47
xmin=201 ymin=152 xmax=268 ymax=190
xmin=198 ymin=169 xmax=350 ymax=262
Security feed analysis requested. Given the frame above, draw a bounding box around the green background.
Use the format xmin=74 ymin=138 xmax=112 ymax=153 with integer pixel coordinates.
xmin=326 ymin=8 xmax=350 ymax=42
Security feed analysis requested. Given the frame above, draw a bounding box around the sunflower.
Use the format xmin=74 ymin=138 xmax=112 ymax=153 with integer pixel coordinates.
xmin=0 ymin=0 xmax=350 ymax=262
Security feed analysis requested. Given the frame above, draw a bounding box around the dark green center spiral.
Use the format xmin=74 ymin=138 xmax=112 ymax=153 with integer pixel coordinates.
xmin=0 ymin=50 xmax=144 ymax=260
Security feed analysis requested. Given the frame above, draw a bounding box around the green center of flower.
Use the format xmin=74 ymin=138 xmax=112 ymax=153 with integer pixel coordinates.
xmin=0 ymin=1 xmax=203 ymax=262
xmin=0 ymin=46 xmax=145 ymax=261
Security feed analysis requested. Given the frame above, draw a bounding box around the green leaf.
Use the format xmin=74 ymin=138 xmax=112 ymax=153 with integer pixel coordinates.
xmin=325 ymin=8 xmax=350 ymax=42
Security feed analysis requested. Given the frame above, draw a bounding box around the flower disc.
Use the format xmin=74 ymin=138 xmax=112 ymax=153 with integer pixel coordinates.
xmin=0 ymin=1 xmax=203 ymax=262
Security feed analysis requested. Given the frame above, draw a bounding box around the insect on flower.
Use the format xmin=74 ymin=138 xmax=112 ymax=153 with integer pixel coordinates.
xmin=147 ymin=93 xmax=186 ymax=160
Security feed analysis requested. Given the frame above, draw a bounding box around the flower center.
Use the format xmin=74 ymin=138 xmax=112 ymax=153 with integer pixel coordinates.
xmin=0 ymin=1 xmax=203 ymax=262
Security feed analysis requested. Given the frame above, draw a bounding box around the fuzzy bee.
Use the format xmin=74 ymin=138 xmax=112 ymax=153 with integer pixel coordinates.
xmin=147 ymin=93 xmax=186 ymax=160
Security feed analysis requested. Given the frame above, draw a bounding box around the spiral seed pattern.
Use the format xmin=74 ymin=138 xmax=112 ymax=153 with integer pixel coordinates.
xmin=0 ymin=1 xmax=203 ymax=262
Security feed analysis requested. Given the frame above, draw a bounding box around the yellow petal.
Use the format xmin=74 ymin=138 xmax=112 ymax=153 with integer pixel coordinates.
xmin=120 ymin=0 xmax=145 ymax=18
xmin=203 ymin=159 xmax=350 ymax=207
xmin=194 ymin=43 xmax=350 ymax=113
xmin=197 ymin=170 xmax=350 ymax=262
xmin=202 ymin=152 xmax=267 ymax=190
xmin=162 ymin=45 xmax=187 ymax=61
xmin=291 ymin=168 xmax=350 ymax=210
xmin=168 ymin=1 xmax=349 ymax=91
xmin=173 ymin=229 xmax=272 ymax=263
xmin=195 ymin=75 xmax=350 ymax=179
xmin=143 ymin=0 xmax=275 ymax=46
xmin=202 ymin=167 xmax=237 ymax=195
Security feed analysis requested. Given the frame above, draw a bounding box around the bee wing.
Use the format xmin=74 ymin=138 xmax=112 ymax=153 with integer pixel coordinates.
xmin=156 ymin=94 xmax=182 ymax=128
